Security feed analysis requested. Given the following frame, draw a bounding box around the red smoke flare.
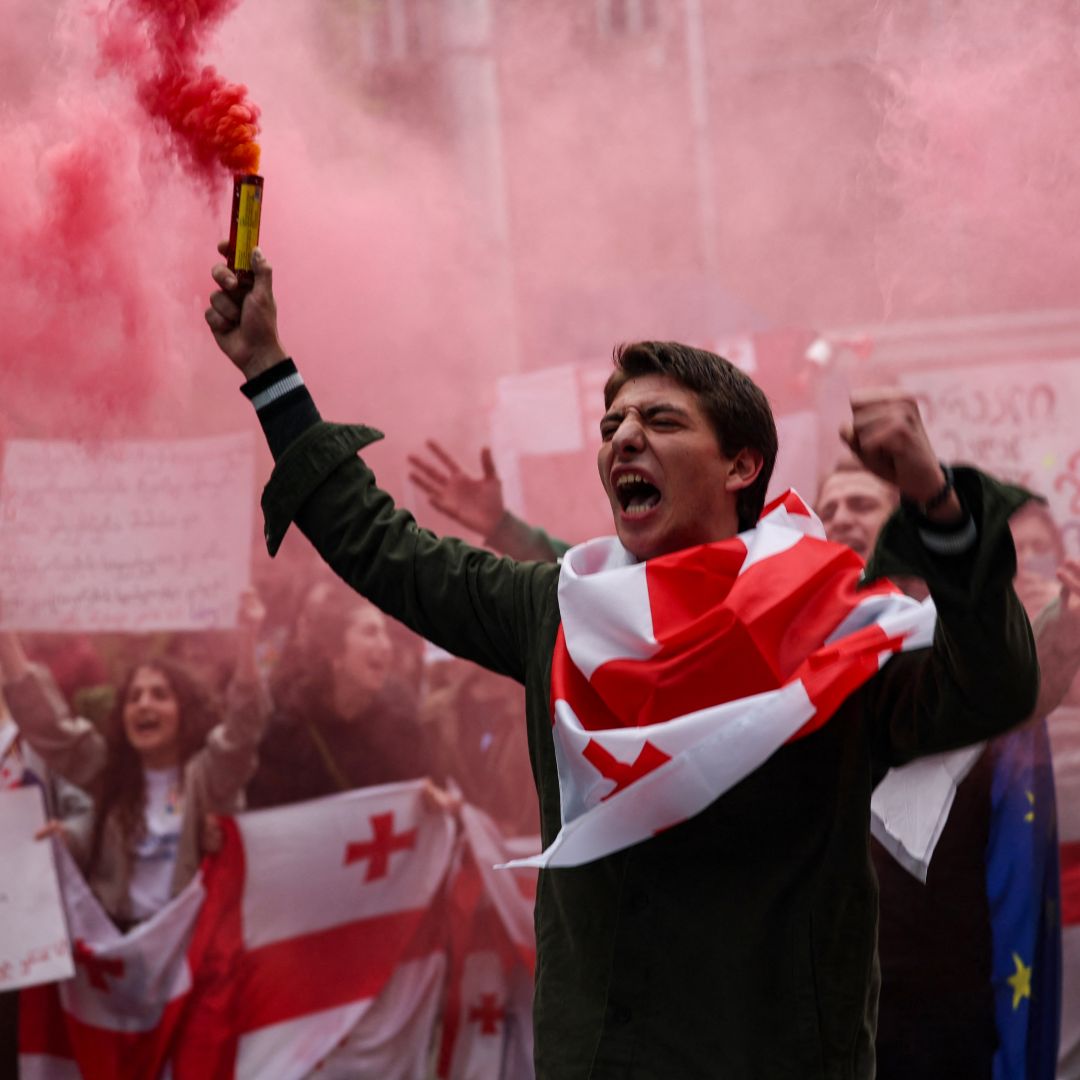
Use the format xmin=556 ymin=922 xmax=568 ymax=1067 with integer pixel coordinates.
xmin=98 ymin=0 xmax=261 ymax=181
xmin=141 ymin=68 xmax=260 ymax=175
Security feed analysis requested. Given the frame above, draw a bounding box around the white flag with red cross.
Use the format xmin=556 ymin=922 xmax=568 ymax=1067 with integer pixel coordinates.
xmin=20 ymin=781 xmax=457 ymax=1080
xmin=437 ymin=806 xmax=538 ymax=1080
xmin=19 ymin=842 xmax=209 ymax=1080
xmin=502 ymin=490 xmax=969 ymax=873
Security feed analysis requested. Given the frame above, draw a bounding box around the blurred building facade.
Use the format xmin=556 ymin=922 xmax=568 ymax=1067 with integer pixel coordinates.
xmin=321 ymin=0 xmax=1080 ymax=372
xmin=315 ymin=0 xmax=1080 ymax=547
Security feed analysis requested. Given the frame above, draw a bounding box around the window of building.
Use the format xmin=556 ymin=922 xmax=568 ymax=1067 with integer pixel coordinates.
xmin=356 ymin=0 xmax=430 ymax=67
xmin=595 ymin=0 xmax=661 ymax=38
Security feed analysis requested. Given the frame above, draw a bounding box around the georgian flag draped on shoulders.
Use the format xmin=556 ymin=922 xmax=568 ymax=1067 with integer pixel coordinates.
xmin=504 ymin=490 xmax=965 ymax=873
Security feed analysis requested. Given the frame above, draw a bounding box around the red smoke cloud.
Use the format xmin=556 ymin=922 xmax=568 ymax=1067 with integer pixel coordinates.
xmin=97 ymin=0 xmax=261 ymax=180
xmin=0 ymin=0 xmax=267 ymax=441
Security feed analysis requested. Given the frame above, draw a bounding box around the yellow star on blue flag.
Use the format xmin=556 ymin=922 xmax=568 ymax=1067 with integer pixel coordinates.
xmin=1007 ymin=952 xmax=1031 ymax=1010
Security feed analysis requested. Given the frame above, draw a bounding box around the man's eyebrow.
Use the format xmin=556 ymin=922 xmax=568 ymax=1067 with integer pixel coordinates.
xmin=600 ymin=402 xmax=690 ymax=426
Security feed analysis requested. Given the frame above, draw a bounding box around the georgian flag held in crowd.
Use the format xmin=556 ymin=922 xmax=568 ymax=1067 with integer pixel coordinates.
xmin=19 ymin=843 xmax=209 ymax=1080
xmin=437 ymin=806 xmax=538 ymax=1080
xmin=20 ymin=781 xmax=456 ymax=1080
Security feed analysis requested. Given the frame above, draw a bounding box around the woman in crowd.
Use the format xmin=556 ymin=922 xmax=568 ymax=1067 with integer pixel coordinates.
xmin=0 ymin=593 xmax=268 ymax=929
xmin=247 ymin=586 xmax=437 ymax=808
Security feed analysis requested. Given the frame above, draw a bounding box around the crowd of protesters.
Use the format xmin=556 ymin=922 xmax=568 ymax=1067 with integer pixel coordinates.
xmin=0 ymin=521 xmax=538 ymax=1073
xmin=1 ymin=433 xmax=1079 ymax=1077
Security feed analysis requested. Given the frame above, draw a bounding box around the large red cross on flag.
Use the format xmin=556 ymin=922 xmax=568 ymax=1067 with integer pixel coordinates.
xmin=501 ymin=490 xmax=952 ymax=871
xmin=344 ymin=812 xmax=418 ymax=882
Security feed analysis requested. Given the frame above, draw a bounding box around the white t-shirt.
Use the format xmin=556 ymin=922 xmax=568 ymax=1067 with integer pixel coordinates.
xmin=127 ymin=766 xmax=184 ymax=921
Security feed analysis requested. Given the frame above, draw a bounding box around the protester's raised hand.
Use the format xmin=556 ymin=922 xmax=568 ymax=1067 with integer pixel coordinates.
xmin=407 ymin=441 xmax=505 ymax=536
xmin=840 ymin=389 xmax=960 ymax=519
xmin=34 ymin=820 xmax=72 ymax=849
xmin=1021 ymin=557 xmax=1080 ymax=634
xmin=234 ymin=587 xmax=267 ymax=680
xmin=1027 ymin=557 xmax=1080 ymax=715
xmin=1056 ymin=559 xmax=1080 ymax=622
xmin=205 ymin=243 xmax=287 ymax=379
xmin=0 ymin=630 xmax=29 ymax=684
xmin=421 ymin=779 xmax=463 ymax=817
xmin=236 ymin=587 xmax=267 ymax=635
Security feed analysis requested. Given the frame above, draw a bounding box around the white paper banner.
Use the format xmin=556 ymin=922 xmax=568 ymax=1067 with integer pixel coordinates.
xmin=0 ymin=434 xmax=255 ymax=631
xmin=0 ymin=785 xmax=74 ymax=991
xmin=898 ymin=358 xmax=1080 ymax=553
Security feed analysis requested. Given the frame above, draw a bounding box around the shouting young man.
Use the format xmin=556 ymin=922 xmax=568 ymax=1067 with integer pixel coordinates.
xmin=206 ymin=248 xmax=1038 ymax=1080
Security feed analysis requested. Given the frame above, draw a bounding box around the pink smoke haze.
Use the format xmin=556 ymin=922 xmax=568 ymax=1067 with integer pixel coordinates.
xmin=874 ymin=1 xmax=1080 ymax=317
xmin=1 ymin=0 xmax=1079 ymax=532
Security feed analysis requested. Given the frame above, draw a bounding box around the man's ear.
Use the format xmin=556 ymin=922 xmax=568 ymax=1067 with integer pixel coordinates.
xmin=725 ymin=448 xmax=764 ymax=493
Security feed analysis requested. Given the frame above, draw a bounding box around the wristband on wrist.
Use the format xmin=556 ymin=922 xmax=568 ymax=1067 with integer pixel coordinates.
xmin=907 ymin=463 xmax=954 ymax=516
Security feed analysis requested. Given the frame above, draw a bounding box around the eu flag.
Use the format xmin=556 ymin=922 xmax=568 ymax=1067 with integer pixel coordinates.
xmin=986 ymin=718 xmax=1061 ymax=1080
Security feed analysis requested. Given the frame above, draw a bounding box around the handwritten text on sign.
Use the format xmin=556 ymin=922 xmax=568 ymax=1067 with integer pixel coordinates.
xmin=0 ymin=786 xmax=74 ymax=991
xmin=899 ymin=359 xmax=1080 ymax=555
xmin=0 ymin=434 xmax=255 ymax=631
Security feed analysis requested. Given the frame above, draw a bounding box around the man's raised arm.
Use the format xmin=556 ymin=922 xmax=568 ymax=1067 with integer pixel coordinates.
xmin=841 ymin=390 xmax=1040 ymax=764
xmin=205 ymin=246 xmax=314 ymax=459
xmin=204 ymin=247 xmax=557 ymax=683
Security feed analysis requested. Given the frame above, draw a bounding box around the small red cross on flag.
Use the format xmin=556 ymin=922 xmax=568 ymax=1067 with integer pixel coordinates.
xmin=343 ymin=811 xmax=418 ymax=882
xmin=73 ymin=939 xmax=125 ymax=992
xmin=467 ymin=992 xmax=506 ymax=1036
xmin=582 ymin=738 xmax=671 ymax=799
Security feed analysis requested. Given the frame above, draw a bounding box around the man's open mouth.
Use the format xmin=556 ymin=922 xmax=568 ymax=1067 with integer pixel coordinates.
xmin=615 ymin=472 xmax=661 ymax=516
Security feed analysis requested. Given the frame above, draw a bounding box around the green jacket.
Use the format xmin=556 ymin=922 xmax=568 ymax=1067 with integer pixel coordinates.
xmin=260 ymin=420 xmax=1037 ymax=1080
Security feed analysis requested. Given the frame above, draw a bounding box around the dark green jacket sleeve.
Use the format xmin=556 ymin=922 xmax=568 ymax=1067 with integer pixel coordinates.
xmin=259 ymin=421 xmax=558 ymax=683
xmin=861 ymin=467 xmax=1039 ymax=770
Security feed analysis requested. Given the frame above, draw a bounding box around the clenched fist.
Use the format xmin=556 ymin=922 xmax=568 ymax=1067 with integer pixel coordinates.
xmin=840 ymin=389 xmax=961 ymax=522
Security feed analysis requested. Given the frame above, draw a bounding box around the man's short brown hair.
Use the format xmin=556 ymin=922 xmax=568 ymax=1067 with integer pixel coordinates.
xmin=814 ymin=455 xmax=900 ymax=511
xmin=604 ymin=341 xmax=778 ymax=530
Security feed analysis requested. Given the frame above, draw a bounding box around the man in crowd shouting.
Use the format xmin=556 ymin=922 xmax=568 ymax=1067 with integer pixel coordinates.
xmin=206 ymin=246 xmax=1037 ymax=1079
